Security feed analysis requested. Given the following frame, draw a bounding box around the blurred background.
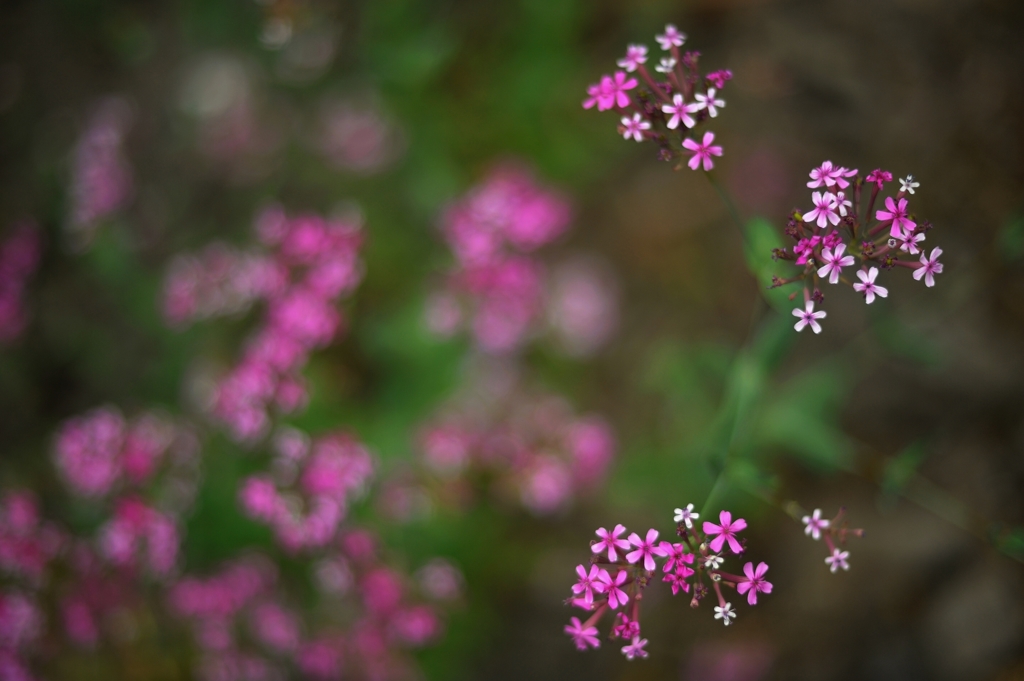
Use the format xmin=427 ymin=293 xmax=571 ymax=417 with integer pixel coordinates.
xmin=1 ymin=0 xmax=1024 ymax=680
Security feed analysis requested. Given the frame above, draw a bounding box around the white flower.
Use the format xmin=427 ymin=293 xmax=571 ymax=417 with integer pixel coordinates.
xmin=713 ymin=602 xmax=736 ymax=626
xmin=674 ymin=503 xmax=699 ymax=529
xmin=655 ymin=57 xmax=677 ymax=74
xmin=825 ymin=548 xmax=850 ymax=573
xmin=704 ymin=554 xmax=724 ymax=570
xmin=693 ymin=88 xmax=726 ymax=118
xmin=899 ymin=175 xmax=920 ymax=194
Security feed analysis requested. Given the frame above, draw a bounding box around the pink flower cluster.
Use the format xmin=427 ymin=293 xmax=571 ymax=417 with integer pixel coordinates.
xmin=801 ymin=507 xmax=863 ymax=573
xmin=169 ymin=531 xmax=453 ymax=681
xmin=97 ymin=497 xmax=179 ymax=577
xmin=0 ymin=589 xmax=42 ymax=681
xmin=239 ymin=429 xmax=374 ymax=551
xmin=584 ymin=25 xmax=731 ymax=171
xmin=0 ymin=491 xmax=64 ymax=586
xmin=0 ymin=223 xmax=41 ymax=343
xmin=317 ymin=97 xmax=404 ymax=175
xmin=165 ymin=205 xmax=364 ymax=440
xmin=418 ymin=393 xmax=615 ymax=516
xmin=565 ymin=506 xmax=772 ymax=659
xmin=772 ymin=164 xmax=944 ymax=333
xmin=427 ymin=164 xmax=573 ymax=353
xmin=52 ymin=406 xmax=191 ymax=499
xmin=68 ymin=97 xmax=134 ymax=242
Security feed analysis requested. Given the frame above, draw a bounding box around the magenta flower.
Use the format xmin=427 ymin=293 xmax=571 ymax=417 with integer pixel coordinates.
xmin=913 ymin=247 xmax=943 ymax=287
xmin=792 ymin=301 xmax=826 ymax=334
xmin=793 ymin=236 xmax=821 ymax=265
xmin=865 ymin=168 xmax=892 ymax=189
xmin=899 ymin=228 xmax=926 ymax=255
xmin=592 ymin=524 xmax=630 ymax=562
xmin=611 ymin=612 xmax=640 ymax=640
xmin=706 ymin=69 xmax=733 ymax=89
xmin=621 ymin=635 xmax=649 ymax=660
xmin=736 ymin=561 xmax=773 ymax=605
xmin=682 ymin=132 xmax=723 ymax=171
xmin=572 ymin=564 xmax=606 ymax=604
xmin=702 ymin=511 xmax=747 ymax=554
xmin=657 ymin=542 xmax=694 ymax=574
xmin=656 ymin=24 xmax=686 ymax=50
xmin=825 ymin=548 xmax=850 ymax=573
xmin=662 ymin=568 xmax=691 ymax=595
xmin=599 ymin=568 xmax=630 ymax=609
xmin=693 ymin=88 xmax=725 ymax=117
xmin=807 ymin=161 xmax=839 ymax=188
xmin=620 ymin=113 xmax=651 ymax=142
xmin=816 ymin=244 xmax=855 ymax=285
xmin=626 ymin=529 xmax=660 ymax=571
xmin=582 ymin=81 xmax=605 ymax=110
xmin=661 ymin=94 xmax=697 ymax=130
xmin=565 ymin=617 xmax=600 ymax=650
xmin=802 ymin=191 xmax=840 ymax=229
xmin=801 ymin=508 xmax=831 ymax=539
xmin=616 ymin=44 xmax=648 ymax=72
xmin=605 ymin=71 xmax=637 ymax=109
xmin=876 ymin=196 xmax=916 ymax=238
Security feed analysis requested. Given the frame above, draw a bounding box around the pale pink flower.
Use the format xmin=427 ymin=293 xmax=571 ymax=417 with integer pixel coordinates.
xmin=835 ymin=191 xmax=852 ymax=217
xmin=801 ymin=508 xmax=830 ymax=539
xmin=913 ymin=247 xmax=943 ymax=287
xmin=592 ymin=524 xmax=630 ymax=562
xmin=616 ymin=44 xmax=648 ymax=72
xmin=834 ymin=166 xmax=858 ymax=189
xmin=656 ymin=24 xmax=686 ymax=50
xmin=792 ymin=301 xmax=826 ymax=334
xmin=802 ymin=191 xmax=840 ymax=229
xmin=626 ymin=529 xmax=660 ymax=571
xmin=682 ymin=132 xmax=723 ymax=171
xmin=899 ymin=228 xmax=926 ymax=255
xmin=598 ymin=569 xmax=630 ymax=609
xmin=565 ymin=617 xmax=600 ymax=650
xmin=692 ymin=88 xmax=725 ymax=117
xmin=702 ymin=511 xmax=747 ymax=554
xmin=807 ymin=161 xmax=839 ymax=189
xmin=876 ymin=196 xmax=916 ymax=238
xmin=825 ymin=548 xmax=850 ymax=573
xmin=620 ymin=113 xmax=651 ymax=142
xmin=621 ymin=635 xmax=649 ymax=660
xmin=736 ymin=561 xmax=773 ymax=605
xmin=816 ymin=244 xmax=855 ymax=285
xmin=572 ymin=564 xmax=606 ymax=604
xmin=661 ymin=94 xmax=697 ymax=130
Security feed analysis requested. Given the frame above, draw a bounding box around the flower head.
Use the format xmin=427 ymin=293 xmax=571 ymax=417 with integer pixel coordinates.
xmin=899 ymin=175 xmax=920 ymax=194
xmin=876 ymin=196 xmax=916 ymax=238
xmin=899 ymin=228 xmax=926 ymax=255
xmin=913 ymin=247 xmax=943 ymax=287
xmin=735 ymin=561 xmax=773 ymax=605
xmin=662 ymin=94 xmax=697 ymax=130
xmin=565 ymin=617 xmax=600 ymax=650
xmin=656 ymin=24 xmax=686 ymax=50
xmin=866 ymin=169 xmax=892 ymax=189
xmin=608 ymin=71 xmax=638 ymax=109
xmin=713 ymin=602 xmax=736 ymax=626
xmin=825 ymin=548 xmax=850 ymax=573
xmin=703 ymin=553 xmax=724 ymax=570
xmin=801 ymin=509 xmax=831 ymax=540
xmin=792 ymin=301 xmax=826 ymax=334
xmin=702 ymin=511 xmax=747 ymax=554
xmin=617 ymin=44 xmax=648 ymax=72
xmin=852 ymin=267 xmax=888 ymax=304
xmin=572 ymin=564 xmax=606 ymax=604
xmin=620 ymin=113 xmax=651 ymax=142
xmin=817 ymin=244 xmax=855 ymax=285
xmin=626 ymin=529 xmax=661 ymax=571
xmin=693 ymin=88 xmax=725 ymax=118
xmin=706 ymin=70 xmax=733 ymax=89
xmin=621 ymin=635 xmax=649 ymax=660
xmin=593 ymin=524 xmax=630 ymax=562
xmin=655 ymin=57 xmax=677 ymax=74
xmin=807 ymin=161 xmax=838 ymax=189
xmin=682 ymin=132 xmax=723 ymax=171
xmin=673 ymin=503 xmax=699 ymax=529
xmin=803 ymin=191 xmax=840 ymax=229
xmin=598 ymin=568 xmax=630 ymax=609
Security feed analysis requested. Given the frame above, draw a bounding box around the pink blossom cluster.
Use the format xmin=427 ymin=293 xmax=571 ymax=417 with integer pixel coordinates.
xmin=418 ymin=392 xmax=615 ymax=515
xmin=168 ymin=530 xmax=453 ymax=681
xmin=583 ymin=25 xmax=731 ymax=171
xmin=96 ymin=497 xmax=179 ymax=577
xmin=426 ymin=164 xmax=573 ymax=353
xmin=0 ymin=491 xmax=64 ymax=585
xmin=771 ymin=164 xmax=943 ymax=333
xmin=565 ymin=506 xmax=771 ymax=659
xmin=238 ymin=429 xmax=374 ymax=552
xmin=67 ymin=97 xmax=134 ymax=242
xmin=317 ymin=98 xmax=404 ymax=174
xmin=165 ymin=205 xmax=364 ymax=440
xmin=801 ymin=507 xmax=863 ymax=573
xmin=52 ymin=406 xmax=191 ymax=499
xmin=0 ymin=589 xmax=42 ymax=681
xmin=0 ymin=223 xmax=41 ymax=343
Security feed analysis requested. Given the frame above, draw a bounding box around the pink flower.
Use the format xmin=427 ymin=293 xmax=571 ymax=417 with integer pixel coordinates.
xmin=592 ymin=524 xmax=630 ymax=562
xmin=565 ymin=617 xmax=600 ymax=650
xmin=835 ymin=192 xmax=852 ymax=217
xmin=913 ymin=247 xmax=943 ymax=287
xmin=662 ymin=94 xmax=697 ymax=130
xmin=693 ymin=88 xmax=725 ymax=117
xmin=625 ymin=529 xmax=660 ymax=571
xmin=572 ymin=564 xmax=606 ymax=604
xmin=816 ymin=244 xmax=855 ymax=285
xmin=702 ymin=511 xmax=747 ymax=554
xmin=598 ymin=568 xmax=630 ymax=609
xmin=582 ymin=81 xmax=606 ymax=110
xmin=899 ymin=227 xmax=926 ymax=255
xmin=656 ymin=24 xmax=686 ymax=50
xmin=620 ymin=113 xmax=651 ymax=142
xmin=876 ymin=196 xmax=916 ymax=238
xmin=826 ymin=548 xmax=850 ymax=573
xmin=801 ymin=508 xmax=830 ymax=539
xmin=658 ymin=542 xmax=694 ymax=575
xmin=682 ymin=132 xmax=723 ymax=171
xmin=706 ymin=69 xmax=733 ymax=89
xmin=616 ymin=44 xmax=648 ymax=72
xmin=611 ymin=612 xmax=640 ymax=639
xmin=802 ymin=191 xmax=840 ymax=229
xmin=807 ymin=161 xmax=839 ymax=189
xmin=736 ymin=561 xmax=773 ymax=605
xmin=866 ymin=168 xmax=892 ymax=189
xmin=607 ymin=71 xmax=638 ymax=109
xmin=792 ymin=301 xmax=826 ymax=334
xmin=793 ymin=236 xmax=821 ymax=266
xmin=621 ymin=635 xmax=649 ymax=660
xmin=853 ymin=267 xmax=888 ymax=304
xmin=663 ymin=568 xmax=691 ymax=595
xmin=822 ymin=230 xmax=843 ymax=250
xmin=834 ymin=166 xmax=858 ymax=189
